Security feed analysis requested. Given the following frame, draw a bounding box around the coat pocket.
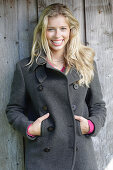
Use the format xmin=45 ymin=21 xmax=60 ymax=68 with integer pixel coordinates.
xmin=76 ymin=120 xmax=82 ymax=136
xmin=41 ymin=120 xmax=46 ymax=136
xmin=41 ymin=116 xmax=55 ymax=137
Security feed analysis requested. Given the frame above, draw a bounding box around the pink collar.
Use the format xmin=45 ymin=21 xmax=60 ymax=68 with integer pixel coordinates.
xmin=46 ymin=58 xmax=65 ymax=72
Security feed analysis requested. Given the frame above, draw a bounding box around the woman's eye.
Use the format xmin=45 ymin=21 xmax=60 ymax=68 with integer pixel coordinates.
xmin=47 ymin=28 xmax=67 ymax=31
xmin=61 ymin=28 xmax=67 ymax=30
xmin=47 ymin=28 xmax=55 ymax=31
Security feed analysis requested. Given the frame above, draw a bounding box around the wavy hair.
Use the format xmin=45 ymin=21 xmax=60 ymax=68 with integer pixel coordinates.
xmin=27 ymin=3 xmax=95 ymax=87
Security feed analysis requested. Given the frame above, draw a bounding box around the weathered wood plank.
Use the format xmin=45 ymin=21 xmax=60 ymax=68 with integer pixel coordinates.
xmin=28 ymin=0 xmax=38 ymax=53
xmin=18 ymin=0 xmax=30 ymax=59
xmin=17 ymin=0 xmax=38 ymax=60
xmin=0 ymin=0 xmax=24 ymax=170
xmin=72 ymin=0 xmax=85 ymax=44
xmin=85 ymin=0 xmax=113 ymax=170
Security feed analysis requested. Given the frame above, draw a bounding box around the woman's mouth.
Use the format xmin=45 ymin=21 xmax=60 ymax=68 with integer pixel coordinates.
xmin=51 ymin=39 xmax=64 ymax=46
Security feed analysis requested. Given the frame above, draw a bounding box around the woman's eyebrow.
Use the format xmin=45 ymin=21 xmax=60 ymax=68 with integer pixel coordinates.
xmin=47 ymin=26 xmax=68 ymax=28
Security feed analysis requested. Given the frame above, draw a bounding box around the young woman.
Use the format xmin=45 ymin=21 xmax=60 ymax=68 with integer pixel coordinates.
xmin=6 ymin=3 xmax=106 ymax=170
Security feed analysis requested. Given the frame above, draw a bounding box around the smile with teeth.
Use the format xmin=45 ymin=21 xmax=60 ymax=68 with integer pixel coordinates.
xmin=51 ymin=39 xmax=64 ymax=46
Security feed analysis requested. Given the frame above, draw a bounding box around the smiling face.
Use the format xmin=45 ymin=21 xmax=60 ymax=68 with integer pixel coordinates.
xmin=46 ymin=15 xmax=70 ymax=54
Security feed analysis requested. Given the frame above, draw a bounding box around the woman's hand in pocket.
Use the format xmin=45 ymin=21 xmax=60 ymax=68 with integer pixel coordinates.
xmin=74 ymin=115 xmax=90 ymax=134
xmin=28 ymin=113 xmax=50 ymax=136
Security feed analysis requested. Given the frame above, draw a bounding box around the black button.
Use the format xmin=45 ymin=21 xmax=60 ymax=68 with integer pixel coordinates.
xmin=42 ymin=105 xmax=48 ymax=111
xmin=72 ymin=104 xmax=76 ymax=111
xmin=73 ymin=83 xmax=79 ymax=90
xmin=43 ymin=148 xmax=50 ymax=152
xmin=76 ymin=147 xmax=78 ymax=151
xmin=38 ymin=85 xmax=43 ymax=91
xmin=48 ymin=126 xmax=54 ymax=132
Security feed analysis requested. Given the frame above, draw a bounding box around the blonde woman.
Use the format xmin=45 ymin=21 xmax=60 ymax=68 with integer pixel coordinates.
xmin=6 ymin=3 xmax=106 ymax=170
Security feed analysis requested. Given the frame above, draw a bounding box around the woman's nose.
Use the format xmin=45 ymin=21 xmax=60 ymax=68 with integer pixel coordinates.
xmin=54 ymin=29 xmax=61 ymax=38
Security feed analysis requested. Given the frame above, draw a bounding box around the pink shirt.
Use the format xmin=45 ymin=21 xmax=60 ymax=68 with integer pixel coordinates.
xmin=88 ymin=120 xmax=94 ymax=134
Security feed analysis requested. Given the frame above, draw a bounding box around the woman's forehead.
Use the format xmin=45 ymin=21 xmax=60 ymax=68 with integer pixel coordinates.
xmin=47 ymin=15 xmax=69 ymax=27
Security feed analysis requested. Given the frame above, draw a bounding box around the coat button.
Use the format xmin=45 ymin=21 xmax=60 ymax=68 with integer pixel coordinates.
xmin=43 ymin=148 xmax=50 ymax=152
xmin=42 ymin=105 xmax=48 ymax=111
xmin=72 ymin=104 xmax=76 ymax=111
xmin=73 ymin=83 xmax=79 ymax=90
xmin=47 ymin=126 xmax=54 ymax=132
xmin=38 ymin=85 xmax=43 ymax=91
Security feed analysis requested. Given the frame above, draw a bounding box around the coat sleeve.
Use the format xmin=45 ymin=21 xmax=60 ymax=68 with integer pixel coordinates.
xmin=85 ymin=61 xmax=106 ymax=137
xmin=6 ymin=62 xmax=37 ymax=140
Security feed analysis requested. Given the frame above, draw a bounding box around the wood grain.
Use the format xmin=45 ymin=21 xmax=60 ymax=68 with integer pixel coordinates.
xmin=85 ymin=0 xmax=113 ymax=169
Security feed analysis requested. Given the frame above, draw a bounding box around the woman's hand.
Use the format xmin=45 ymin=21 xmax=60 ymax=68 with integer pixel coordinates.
xmin=28 ymin=113 xmax=50 ymax=136
xmin=74 ymin=115 xmax=90 ymax=134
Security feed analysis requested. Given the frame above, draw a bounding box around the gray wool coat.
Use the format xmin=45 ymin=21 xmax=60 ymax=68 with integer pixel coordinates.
xmin=6 ymin=56 xmax=106 ymax=170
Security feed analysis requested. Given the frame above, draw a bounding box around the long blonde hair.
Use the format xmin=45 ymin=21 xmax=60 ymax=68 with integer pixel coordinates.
xmin=27 ymin=3 xmax=95 ymax=87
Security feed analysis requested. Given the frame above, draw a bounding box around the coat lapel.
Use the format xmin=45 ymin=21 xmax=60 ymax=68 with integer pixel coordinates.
xmin=29 ymin=56 xmax=46 ymax=72
xmin=66 ymin=67 xmax=81 ymax=85
xmin=30 ymin=56 xmax=81 ymax=85
xmin=29 ymin=56 xmax=47 ymax=84
xmin=35 ymin=65 xmax=47 ymax=83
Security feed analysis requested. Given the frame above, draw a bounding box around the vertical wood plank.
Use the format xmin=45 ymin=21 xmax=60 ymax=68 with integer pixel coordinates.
xmin=85 ymin=0 xmax=113 ymax=169
xmin=28 ymin=0 xmax=38 ymax=52
xmin=72 ymin=0 xmax=85 ymax=44
xmin=0 ymin=0 xmax=24 ymax=170
xmin=18 ymin=0 xmax=29 ymax=59
xmin=17 ymin=0 xmax=37 ymax=60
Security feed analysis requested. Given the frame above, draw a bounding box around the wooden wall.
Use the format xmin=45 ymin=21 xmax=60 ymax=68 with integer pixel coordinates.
xmin=0 ymin=0 xmax=113 ymax=170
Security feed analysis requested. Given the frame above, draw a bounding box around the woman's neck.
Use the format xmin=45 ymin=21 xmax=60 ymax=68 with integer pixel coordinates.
xmin=46 ymin=55 xmax=65 ymax=71
xmin=51 ymin=49 xmax=65 ymax=61
xmin=46 ymin=49 xmax=66 ymax=70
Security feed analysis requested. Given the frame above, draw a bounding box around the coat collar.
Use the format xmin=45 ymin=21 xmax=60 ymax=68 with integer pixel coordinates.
xmin=30 ymin=56 xmax=47 ymax=72
xmin=30 ymin=55 xmax=81 ymax=85
xmin=66 ymin=67 xmax=81 ymax=84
